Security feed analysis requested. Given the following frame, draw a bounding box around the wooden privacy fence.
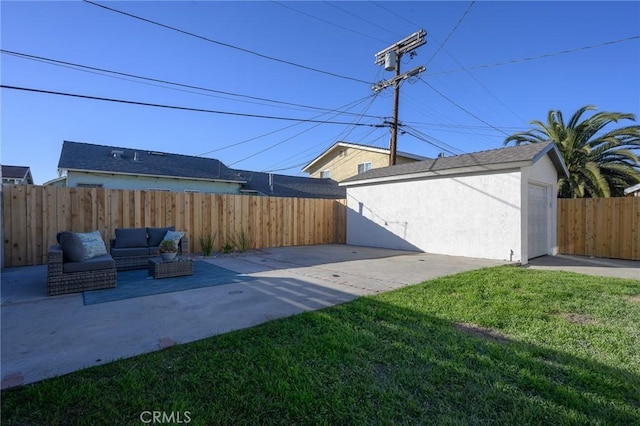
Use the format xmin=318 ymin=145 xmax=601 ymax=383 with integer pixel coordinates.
xmin=557 ymin=197 xmax=640 ymax=261
xmin=2 ymin=185 xmax=347 ymax=267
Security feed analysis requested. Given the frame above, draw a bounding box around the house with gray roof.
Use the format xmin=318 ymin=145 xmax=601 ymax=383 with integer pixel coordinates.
xmin=1 ymin=165 xmax=34 ymax=185
xmin=50 ymin=141 xmax=345 ymax=199
xmin=340 ymin=142 xmax=569 ymax=265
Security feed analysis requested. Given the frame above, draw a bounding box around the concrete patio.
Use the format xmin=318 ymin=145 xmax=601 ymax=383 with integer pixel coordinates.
xmin=2 ymin=245 xmax=637 ymax=390
xmin=1 ymin=244 xmax=507 ymax=390
xmin=527 ymin=254 xmax=640 ymax=280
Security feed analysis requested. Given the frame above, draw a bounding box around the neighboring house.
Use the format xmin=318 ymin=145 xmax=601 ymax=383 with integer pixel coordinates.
xmin=302 ymin=141 xmax=428 ymax=182
xmin=1 ymin=165 xmax=34 ymax=185
xmin=340 ymin=142 xmax=569 ymax=265
xmin=623 ymin=183 xmax=640 ymax=197
xmin=234 ymin=170 xmax=346 ymax=199
xmin=49 ymin=141 xmax=345 ymax=199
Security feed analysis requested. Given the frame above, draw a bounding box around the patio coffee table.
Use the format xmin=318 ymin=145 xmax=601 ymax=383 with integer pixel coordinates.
xmin=148 ymin=257 xmax=193 ymax=279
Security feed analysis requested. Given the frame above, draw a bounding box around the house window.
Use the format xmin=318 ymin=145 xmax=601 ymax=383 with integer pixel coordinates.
xmin=320 ymin=170 xmax=331 ymax=178
xmin=77 ymin=183 xmax=103 ymax=188
xmin=357 ymin=162 xmax=372 ymax=174
xmin=184 ymin=189 xmax=200 ymax=193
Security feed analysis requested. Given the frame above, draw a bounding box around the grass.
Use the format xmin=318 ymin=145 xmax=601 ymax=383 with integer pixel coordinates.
xmin=2 ymin=266 xmax=639 ymax=425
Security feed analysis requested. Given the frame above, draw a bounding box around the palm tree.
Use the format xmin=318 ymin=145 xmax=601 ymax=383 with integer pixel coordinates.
xmin=504 ymin=105 xmax=640 ymax=198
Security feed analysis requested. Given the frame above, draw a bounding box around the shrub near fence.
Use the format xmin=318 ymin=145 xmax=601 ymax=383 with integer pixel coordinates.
xmin=557 ymin=197 xmax=640 ymax=261
xmin=1 ymin=185 xmax=347 ymax=267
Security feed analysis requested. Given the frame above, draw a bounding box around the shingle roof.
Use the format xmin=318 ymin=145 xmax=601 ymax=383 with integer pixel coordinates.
xmin=58 ymin=141 xmax=245 ymax=183
xmin=57 ymin=141 xmax=345 ymax=199
xmin=235 ymin=170 xmax=345 ymax=199
xmin=341 ymin=142 xmax=568 ymax=185
xmin=1 ymin=165 xmax=31 ymax=180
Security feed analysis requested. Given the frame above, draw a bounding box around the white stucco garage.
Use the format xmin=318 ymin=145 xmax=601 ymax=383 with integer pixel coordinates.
xmin=339 ymin=142 xmax=569 ymax=265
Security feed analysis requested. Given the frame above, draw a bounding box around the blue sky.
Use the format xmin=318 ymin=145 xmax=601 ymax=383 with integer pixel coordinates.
xmin=2 ymin=1 xmax=639 ymax=184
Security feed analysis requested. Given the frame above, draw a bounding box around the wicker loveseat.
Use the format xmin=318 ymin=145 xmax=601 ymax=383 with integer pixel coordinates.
xmin=47 ymin=231 xmax=117 ymax=296
xmin=109 ymin=227 xmax=188 ymax=271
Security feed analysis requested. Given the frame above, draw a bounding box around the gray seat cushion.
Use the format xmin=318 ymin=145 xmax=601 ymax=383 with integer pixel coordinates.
xmin=111 ymin=247 xmax=149 ymax=258
xmin=63 ymin=255 xmax=116 ymax=273
xmin=115 ymin=228 xmax=148 ymax=248
xmin=147 ymin=227 xmax=174 ymax=247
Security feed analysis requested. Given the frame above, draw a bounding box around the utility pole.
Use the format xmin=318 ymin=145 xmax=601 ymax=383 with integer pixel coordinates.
xmin=373 ymin=30 xmax=427 ymax=166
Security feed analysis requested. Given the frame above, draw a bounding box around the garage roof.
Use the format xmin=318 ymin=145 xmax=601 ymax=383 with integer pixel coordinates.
xmin=340 ymin=142 xmax=568 ymax=186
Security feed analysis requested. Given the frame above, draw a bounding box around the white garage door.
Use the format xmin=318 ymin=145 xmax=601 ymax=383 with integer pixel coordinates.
xmin=528 ymin=183 xmax=548 ymax=259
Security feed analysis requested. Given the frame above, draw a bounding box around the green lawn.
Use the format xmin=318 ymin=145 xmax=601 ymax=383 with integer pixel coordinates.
xmin=2 ymin=266 xmax=639 ymax=425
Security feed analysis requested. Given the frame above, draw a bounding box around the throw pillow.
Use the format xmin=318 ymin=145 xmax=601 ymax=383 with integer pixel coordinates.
xmin=161 ymin=230 xmax=185 ymax=249
xmin=76 ymin=230 xmax=108 ymax=260
xmin=147 ymin=226 xmax=175 ymax=247
xmin=58 ymin=232 xmax=85 ymax=262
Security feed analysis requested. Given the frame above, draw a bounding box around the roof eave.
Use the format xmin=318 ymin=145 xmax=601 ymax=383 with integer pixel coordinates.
xmin=624 ymin=183 xmax=640 ymax=195
xmin=340 ymin=161 xmax=529 ymax=187
xmin=65 ymin=168 xmax=247 ymax=184
xmin=531 ymin=142 xmax=570 ymax=179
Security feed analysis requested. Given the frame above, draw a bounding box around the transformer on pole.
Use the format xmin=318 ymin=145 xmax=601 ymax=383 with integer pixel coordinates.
xmin=373 ymin=30 xmax=427 ymax=166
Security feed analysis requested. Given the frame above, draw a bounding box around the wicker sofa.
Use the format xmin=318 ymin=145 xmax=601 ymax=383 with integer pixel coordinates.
xmin=109 ymin=227 xmax=188 ymax=271
xmin=47 ymin=231 xmax=116 ymax=296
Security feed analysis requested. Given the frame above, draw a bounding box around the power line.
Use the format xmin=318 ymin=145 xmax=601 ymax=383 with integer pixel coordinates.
xmin=425 ymin=36 xmax=527 ymax=125
xmin=231 ymin=92 xmax=383 ymax=167
xmin=198 ymin=94 xmax=378 ymax=156
xmin=372 ymin=1 xmax=525 ymax=124
xmin=1 ymin=49 xmax=385 ymax=119
xmin=428 ymin=35 xmax=640 ymax=75
xmin=82 ymin=0 xmax=372 ymax=85
xmin=419 ymin=78 xmax=510 ymax=136
xmin=276 ymin=128 xmax=388 ymax=176
xmin=322 ymin=1 xmax=403 ymax=39
xmin=229 ymin=106 xmax=366 ymax=167
xmin=333 ymin=91 xmax=382 ymax=142
xmin=400 ymin=125 xmax=466 ymax=155
xmin=0 ymin=84 xmax=386 ymax=127
xmin=267 ymin=129 xmax=387 ymax=174
xmin=402 ymin=120 xmax=522 ymax=131
xmin=426 ymin=1 xmax=475 ymax=66
xmin=262 ymin=92 xmax=383 ymax=171
xmin=272 ymin=1 xmax=389 ymax=44
xmin=371 ymin=2 xmax=422 ymax=29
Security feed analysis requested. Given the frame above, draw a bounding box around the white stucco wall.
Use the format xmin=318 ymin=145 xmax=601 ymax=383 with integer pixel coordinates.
xmin=67 ymin=172 xmax=242 ymax=194
xmin=520 ymin=155 xmax=559 ymax=263
xmin=346 ymin=170 xmax=523 ymax=262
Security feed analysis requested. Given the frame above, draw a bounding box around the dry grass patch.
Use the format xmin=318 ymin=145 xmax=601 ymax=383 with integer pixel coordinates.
xmin=556 ymin=312 xmax=596 ymax=325
xmin=454 ymin=322 xmax=511 ymax=344
xmin=627 ymin=295 xmax=640 ymax=304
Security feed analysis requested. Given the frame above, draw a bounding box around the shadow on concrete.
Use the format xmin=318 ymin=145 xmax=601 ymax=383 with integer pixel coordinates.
xmin=0 ymin=245 xmax=415 ymax=305
xmin=528 ymin=254 xmax=639 ymax=269
xmin=1 ymin=266 xmax=361 ymax=389
xmin=1 ymin=294 xmax=638 ymax=424
xmin=203 ymin=244 xmax=422 ymax=275
xmin=524 ymin=254 xmax=639 ymax=281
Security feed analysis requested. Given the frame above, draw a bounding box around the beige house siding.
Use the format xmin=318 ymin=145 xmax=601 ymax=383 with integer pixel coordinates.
xmin=307 ymin=146 xmax=418 ymax=182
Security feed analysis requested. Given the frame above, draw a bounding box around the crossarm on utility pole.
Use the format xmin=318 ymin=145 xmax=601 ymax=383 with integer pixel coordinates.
xmin=372 ymin=30 xmax=427 ymax=166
